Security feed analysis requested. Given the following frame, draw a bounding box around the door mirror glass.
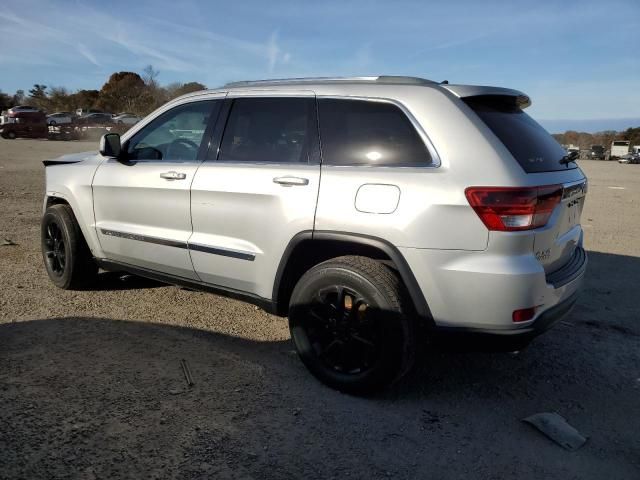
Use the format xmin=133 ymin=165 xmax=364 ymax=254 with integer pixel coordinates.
xmin=100 ymin=133 xmax=122 ymax=158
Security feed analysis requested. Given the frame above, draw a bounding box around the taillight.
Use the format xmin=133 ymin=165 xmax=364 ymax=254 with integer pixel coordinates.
xmin=465 ymin=185 xmax=563 ymax=232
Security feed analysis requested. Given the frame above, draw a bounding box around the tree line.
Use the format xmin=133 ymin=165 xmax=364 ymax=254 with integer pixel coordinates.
xmin=0 ymin=66 xmax=206 ymax=116
xmin=552 ymin=128 xmax=640 ymax=150
xmin=2 ymin=70 xmax=639 ymax=148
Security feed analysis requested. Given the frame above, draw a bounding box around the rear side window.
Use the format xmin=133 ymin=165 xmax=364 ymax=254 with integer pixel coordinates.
xmin=318 ymin=99 xmax=431 ymax=166
xmin=464 ymin=95 xmax=574 ymax=173
xmin=219 ymin=97 xmax=316 ymax=163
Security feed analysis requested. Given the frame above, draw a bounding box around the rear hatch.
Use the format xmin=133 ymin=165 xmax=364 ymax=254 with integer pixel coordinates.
xmin=457 ymin=92 xmax=586 ymax=274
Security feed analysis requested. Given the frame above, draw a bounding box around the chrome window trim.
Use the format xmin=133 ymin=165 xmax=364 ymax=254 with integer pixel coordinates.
xmin=316 ymin=95 xmax=441 ymax=169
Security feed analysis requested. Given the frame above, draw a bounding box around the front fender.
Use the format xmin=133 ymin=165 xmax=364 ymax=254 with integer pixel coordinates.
xmin=44 ymin=153 xmax=104 ymax=258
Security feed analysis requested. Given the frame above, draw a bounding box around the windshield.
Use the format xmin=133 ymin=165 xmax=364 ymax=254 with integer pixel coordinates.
xmin=464 ymin=95 xmax=576 ymax=173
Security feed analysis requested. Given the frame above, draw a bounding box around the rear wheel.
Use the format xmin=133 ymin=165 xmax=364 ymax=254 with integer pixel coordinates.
xmin=289 ymin=256 xmax=416 ymax=394
xmin=6 ymin=131 xmax=16 ymax=139
xmin=41 ymin=204 xmax=98 ymax=289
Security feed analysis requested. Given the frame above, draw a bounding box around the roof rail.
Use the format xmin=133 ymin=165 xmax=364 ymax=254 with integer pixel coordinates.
xmin=223 ymin=76 xmax=438 ymax=88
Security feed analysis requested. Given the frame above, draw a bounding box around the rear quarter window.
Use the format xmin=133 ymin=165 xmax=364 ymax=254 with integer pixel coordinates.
xmin=464 ymin=95 xmax=575 ymax=173
xmin=318 ymin=98 xmax=431 ymax=167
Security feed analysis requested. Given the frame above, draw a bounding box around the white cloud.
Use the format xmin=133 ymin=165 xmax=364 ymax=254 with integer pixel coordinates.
xmin=77 ymin=43 xmax=100 ymax=67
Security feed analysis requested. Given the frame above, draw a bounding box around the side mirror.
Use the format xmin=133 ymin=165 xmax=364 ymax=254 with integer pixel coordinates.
xmin=99 ymin=133 xmax=122 ymax=159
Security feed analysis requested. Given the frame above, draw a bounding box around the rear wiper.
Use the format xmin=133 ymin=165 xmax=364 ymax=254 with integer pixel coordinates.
xmin=559 ymin=150 xmax=579 ymax=165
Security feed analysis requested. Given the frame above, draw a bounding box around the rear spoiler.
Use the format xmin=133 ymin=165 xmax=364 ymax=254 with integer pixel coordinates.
xmin=441 ymin=84 xmax=531 ymax=108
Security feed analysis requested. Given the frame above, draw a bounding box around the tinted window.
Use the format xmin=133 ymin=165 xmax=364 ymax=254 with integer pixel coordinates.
xmin=127 ymin=100 xmax=219 ymax=161
xmin=219 ymin=97 xmax=315 ymax=163
xmin=464 ymin=96 xmax=575 ymax=173
xmin=318 ymin=99 xmax=431 ymax=166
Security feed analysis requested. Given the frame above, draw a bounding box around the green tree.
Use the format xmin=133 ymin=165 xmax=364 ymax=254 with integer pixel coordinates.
xmin=28 ymin=84 xmax=48 ymax=110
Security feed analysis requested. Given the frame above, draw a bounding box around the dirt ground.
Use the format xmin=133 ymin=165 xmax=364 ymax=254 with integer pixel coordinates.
xmin=0 ymin=138 xmax=638 ymax=479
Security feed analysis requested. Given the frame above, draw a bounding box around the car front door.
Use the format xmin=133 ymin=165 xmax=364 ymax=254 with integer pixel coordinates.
xmin=189 ymin=93 xmax=321 ymax=299
xmin=92 ymin=97 xmax=224 ymax=279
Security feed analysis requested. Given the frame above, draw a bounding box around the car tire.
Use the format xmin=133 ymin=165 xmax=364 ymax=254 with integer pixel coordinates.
xmin=289 ymin=255 xmax=416 ymax=394
xmin=6 ymin=131 xmax=16 ymax=139
xmin=41 ymin=204 xmax=98 ymax=289
xmin=50 ymin=120 xmax=56 ymax=125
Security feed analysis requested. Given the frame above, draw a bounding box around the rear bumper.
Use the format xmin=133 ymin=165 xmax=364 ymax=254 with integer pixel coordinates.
xmin=399 ymin=244 xmax=587 ymax=342
xmin=432 ymin=290 xmax=579 ymax=351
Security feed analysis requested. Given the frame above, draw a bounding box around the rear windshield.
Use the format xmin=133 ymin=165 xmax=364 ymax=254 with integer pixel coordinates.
xmin=464 ymin=95 xmax=576 ymax=173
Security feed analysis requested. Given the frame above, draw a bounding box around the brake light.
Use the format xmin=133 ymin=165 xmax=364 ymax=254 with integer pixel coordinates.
xmin=465 ymin=185 xmax=563 ymax=231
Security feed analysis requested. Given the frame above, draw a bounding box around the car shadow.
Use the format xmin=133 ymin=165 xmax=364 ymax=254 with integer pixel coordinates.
xmin=1 ymin=250 xmax=638 ymax=478
xmin=82 ymin=271 xmax=164 ymax=291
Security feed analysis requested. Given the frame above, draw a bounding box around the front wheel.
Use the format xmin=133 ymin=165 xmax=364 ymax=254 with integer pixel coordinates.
xmin=288 ymin=256 xmax=416 ymax=394
xmin=41 ymin=204 xmax=98 ymax=289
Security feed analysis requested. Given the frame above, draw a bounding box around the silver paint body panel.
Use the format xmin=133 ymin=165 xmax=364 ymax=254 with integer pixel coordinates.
xmin=43 ymin=79 xmax=586 ymax=331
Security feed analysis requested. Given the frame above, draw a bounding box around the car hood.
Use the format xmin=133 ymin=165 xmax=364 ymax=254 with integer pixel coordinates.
xmin=42 ymin=151 xmax=99 ymax=167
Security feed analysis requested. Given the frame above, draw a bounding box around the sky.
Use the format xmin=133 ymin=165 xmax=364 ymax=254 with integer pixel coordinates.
xmin=1 ymin=0 xmax=639 ymax=132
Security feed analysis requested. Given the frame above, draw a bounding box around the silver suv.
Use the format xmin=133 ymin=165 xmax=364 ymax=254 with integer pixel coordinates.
xmin=41 ymin=76 xmax=587 ymax=393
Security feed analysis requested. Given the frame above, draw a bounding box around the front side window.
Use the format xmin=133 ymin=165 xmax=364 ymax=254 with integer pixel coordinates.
xmin=218 ymin=97 xmax=315 ymax=163
xmin=318 ymin=99 xmax=431 ymax=166
xmin=126 ymin=100 xmax=219 ymax=161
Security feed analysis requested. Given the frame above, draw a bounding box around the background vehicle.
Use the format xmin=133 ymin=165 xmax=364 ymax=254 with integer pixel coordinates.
xmin=41 ymin=76 xmax=587 ymax=393
xmin=46 ymin=112 xmax=73 ymax=125
xmin=618 ymin=152 xmax=640 ymax=164
xmin=8 ymin=105 xmax=40 ymax=114
xmin=75 ymin=113 xmax=114 ymax=126
xmin=112 ymin=113 xmax=141 ymax=125
xmin=1 ymin=110 xmax=47 ymax=139
xmin=610 ymin=140 xmax=630 ymax=159
xmin=75 ymin=108 xmax=104 ymax=117
xmin=590 ymin=144 xmax=605 ymax=160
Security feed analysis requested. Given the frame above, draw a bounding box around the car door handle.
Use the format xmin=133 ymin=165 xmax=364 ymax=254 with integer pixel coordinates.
xmin=273 ymin=176 xmax=309 ymax=186
xmin=160 ymin=171 xmax=187 ymax=180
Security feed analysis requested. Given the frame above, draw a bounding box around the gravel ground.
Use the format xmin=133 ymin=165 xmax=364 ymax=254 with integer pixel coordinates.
xmin=0 ymin=138 xmax=639 ymax=479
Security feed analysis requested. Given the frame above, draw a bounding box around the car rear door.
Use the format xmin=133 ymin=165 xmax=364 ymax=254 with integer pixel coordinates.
xmin=92 ymin=97 xmax=224 ymax=279
xmin=189 ymin=92 xmax=321 ymax=299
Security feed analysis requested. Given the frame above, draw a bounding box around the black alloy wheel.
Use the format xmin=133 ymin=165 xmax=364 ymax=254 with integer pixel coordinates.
xmin=43 ymin=220 xmax=66 ymax=277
